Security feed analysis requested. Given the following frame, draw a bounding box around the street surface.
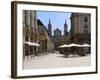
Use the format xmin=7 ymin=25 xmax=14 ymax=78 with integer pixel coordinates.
xmin=23 ymin=53 xmax=91 ymax=69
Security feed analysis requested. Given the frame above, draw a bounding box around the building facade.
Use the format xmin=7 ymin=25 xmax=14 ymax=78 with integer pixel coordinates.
xmin=70 ymin=13 xmax=91 ymax=44
xmin=52 ymin=19 xmax=71 ymax=50
xmin=62 ymin=19 xmax=71 ymax=45
xmin=23 ymin=10 xmax=54 ymax=58
xmin=23 ymin=10 xmax=38 ymax=58
xmin=37 ymin=19 xmax=54 ymax=53
xmin=53 ymin=28 xmax=62 ymax=50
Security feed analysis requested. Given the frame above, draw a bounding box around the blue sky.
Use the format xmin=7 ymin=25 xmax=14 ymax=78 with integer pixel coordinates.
xmin=37 ymin=11 xmax=72 ymax=35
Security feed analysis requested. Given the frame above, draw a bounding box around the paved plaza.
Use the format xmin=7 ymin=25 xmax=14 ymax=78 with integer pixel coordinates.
xmin=23 ymin=53 xmax=91 ymax=69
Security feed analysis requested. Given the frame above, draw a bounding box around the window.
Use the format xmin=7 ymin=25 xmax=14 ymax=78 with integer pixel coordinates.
xmin=84 ymin=29 xmax=88 ymax=33
xmin=84 ymin=24 xmax=88 ymax=33
xmin=84 ymin=16 xmax=88 ymax=22
xmin=84 ymin=24 xmax=88 ymax=28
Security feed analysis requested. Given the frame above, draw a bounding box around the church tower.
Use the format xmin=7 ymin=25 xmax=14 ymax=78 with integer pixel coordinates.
xmin=48 ymin=19 xmax=52 ymax=36
xmin=64 ymin=19 xmax=68 ymax=36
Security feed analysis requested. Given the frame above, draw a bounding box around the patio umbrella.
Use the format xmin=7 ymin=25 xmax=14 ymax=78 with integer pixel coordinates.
xmin=59 ymin=43 xmax=90 ymax=48
xmin=59 ymin=44 xmax=71 ymax=48
xmin=59 ymin=43 xmax=82 ymax=48
xmin=82 ymin=44 xmax=90 ymax=47
xmin=24 ymin=41 xmax=40 ymax=47
xmin=69 ymin=43 xmax=81 ymax=47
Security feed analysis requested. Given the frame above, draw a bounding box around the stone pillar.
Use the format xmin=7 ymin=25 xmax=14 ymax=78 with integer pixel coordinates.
xmin=34 ymin=11 xmax=39 ymax=54
xmin=25 ymin=10 xmax=31 ymax=56
xmin=25 ymin=10 xmax=30 ymax=28
xmin=23 ymin=10 xmax=25 ymax=59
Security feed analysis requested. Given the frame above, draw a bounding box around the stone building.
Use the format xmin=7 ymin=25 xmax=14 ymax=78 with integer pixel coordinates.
xmin=53 ymin=28 xmax=62 ymax=50
xmin=37 ymin=19 xmax=54 ymax=53
xmin=52 ymin=19 xmax=71 ymax=50
xmin=69 ymin=13 xmax=91 ymax=55
xmin=70 ymin=13 xmax=91 ymax=44
xmin=23 ymin=10 xmax=54 ymax=58
xmin=23 ymin=10 xmax=38 ymax=58
xmin=62 ymin=19 xmax=71 ymax=45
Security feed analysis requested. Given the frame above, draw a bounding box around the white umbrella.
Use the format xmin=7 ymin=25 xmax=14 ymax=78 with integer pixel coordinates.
xmin=69 ymin=43 xmax=90 ymax=47
xmin=81 ymin=44 xmax=90 ymax=47
xmin=69 ymin=43 xmax=81 ymax=47
xmin=24 ymin=41 xmax=40 ymax=47
xmin=59 ymin=43 xmax=80 ymax=48
xmin=59 ymin=43 xmax=90 ymax=48
xmin=59 ymin=44 xmax=71 ymax=48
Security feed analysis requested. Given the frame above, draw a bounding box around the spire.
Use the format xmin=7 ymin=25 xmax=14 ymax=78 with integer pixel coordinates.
xmin=48 ymin=19 xmax=52 ymax=36
xmin=49 ymin=19 xmax=51 ymax=24
xmin=64 ymin=19 xmax=67 ymax=27
xmin=64 ymin=19 xmax=68 ymax=36
xmin=65 ymin=19 xmax=67 ymax=24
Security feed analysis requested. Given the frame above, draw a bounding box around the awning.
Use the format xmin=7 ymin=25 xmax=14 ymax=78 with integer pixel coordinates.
xmin=24 ymin=41 xmax=40 ymax=47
